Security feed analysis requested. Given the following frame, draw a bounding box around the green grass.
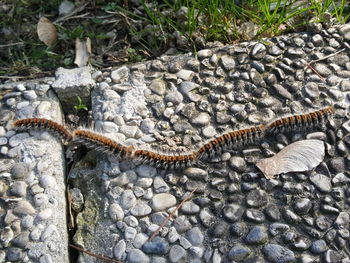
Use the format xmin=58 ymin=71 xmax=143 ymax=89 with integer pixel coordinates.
xmin=0 ymin=0 xmax=349 ymax=80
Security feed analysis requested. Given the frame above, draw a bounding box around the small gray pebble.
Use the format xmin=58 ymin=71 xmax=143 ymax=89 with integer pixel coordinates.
xmin=263 ymin=244 xmax=295 ymax=263
xmin=127 ymin=249 xmax=150 ymax=263
xmin=245 ymin=226 xmax=268 ymax=244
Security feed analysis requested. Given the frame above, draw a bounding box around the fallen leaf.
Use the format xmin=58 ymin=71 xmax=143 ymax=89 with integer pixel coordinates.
xmin=256 ymin=139 xmax=325 ymax=179
xmin=37 ymin=17 xmax=57 ymax=47
xmin=74 ymin=37 xmax=91 ymax=67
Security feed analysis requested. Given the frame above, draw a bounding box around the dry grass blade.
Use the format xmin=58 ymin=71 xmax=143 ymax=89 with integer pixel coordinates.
xmin=37 ymin=17 xmax=57 ymax=47
xmin=148 ymin=187 xmax=197 ymax=241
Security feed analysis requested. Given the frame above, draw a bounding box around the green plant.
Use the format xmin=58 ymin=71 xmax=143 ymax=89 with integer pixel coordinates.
xmin=74 ymin=96 xmax=88 ymax=111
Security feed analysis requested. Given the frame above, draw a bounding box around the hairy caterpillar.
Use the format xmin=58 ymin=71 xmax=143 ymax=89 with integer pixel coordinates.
xmin=134 ymin=149 xmax=198 ymax=169
xmin=12 ymin=106 xmax=334 ymax=169
xmin=13 ymin=118 xmax=72 ymax=143
xmin=73 ymin=130 xmax=135 ymax=159
xmin=197 ymin=125 xmax=266 ymax=160
xmin=266 ymin=106 xmax=334 ymax=134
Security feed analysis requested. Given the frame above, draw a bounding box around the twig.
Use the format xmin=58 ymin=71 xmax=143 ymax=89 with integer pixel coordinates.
xmin=54 ymin=2 xmax=90 ymax=23
xmin=303 ymin=48 xmax=346 ymax=82
xmin=0 ymin=42 xmax=24 ymax=48
xmin=148 ymin=187 xmax=197 ymax=241
xmin=0 ymin=76 xmax=32 ymax=79
xmin=307 ymin=48 xmax=345 ymax=65
xmin=305 ymin=63 xmax=326 ymax=82
xmin=69 ymin=244 xmax=123 ymax=263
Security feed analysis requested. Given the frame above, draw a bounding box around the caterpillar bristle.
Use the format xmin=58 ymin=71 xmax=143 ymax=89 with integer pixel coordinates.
xmin=267 ymin=106 xmax=335 ymax=134
xmin=73 ymin=130 xmax=134 ymax=158
xmin=198 ymin=125 xmax=266 ymax=160
xmin=13 ymin=118 xmax=72 ymax=143
xmin=133 ymin=148 xmax=197 ymax=170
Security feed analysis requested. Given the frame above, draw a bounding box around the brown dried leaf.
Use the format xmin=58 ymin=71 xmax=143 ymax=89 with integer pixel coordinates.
xmin=37 ymin=17 xmax=57 ymax=47
xmin=74 ymin=37 xmax=91 ymax=67
xmin=256 ymin=139 xmax=325 ymax=179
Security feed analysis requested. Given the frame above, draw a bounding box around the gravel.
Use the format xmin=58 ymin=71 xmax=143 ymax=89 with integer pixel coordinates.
xmin=2 ymin=24 xmax=350 ymax=263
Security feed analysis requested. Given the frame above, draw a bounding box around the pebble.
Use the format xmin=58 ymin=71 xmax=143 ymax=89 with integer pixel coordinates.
xmin=40 ymin=224 xmax=58 ymax=241
xmin=191 ymin=112 xmax=210 ymax=126
xmin=10 ymin=162 xmax=30 ymax=180
xmin=292 ymin=236 xmax=311 ymax=251
xmin=130 ymin=202 xmax=152 ymax=217
xmin=111 ymin=66 xmax=129 ymax=83
xmin=263 ymin=244 xmax=295 ymax=263
xmin=272 ymin=84 xmax=293 ymax=100
xmin=127 ymin=249 xmax=150 ymax=263
xmin=179 ymin=81 xmax=199 ymax=95
xmin=220 ymin=55 xmax=236 ymax=70
xmin=245 ymin=209 xmax=265 ymax=223
xmin=124 ymin=226 xmax=137 ymax=240
xmin=269 ymin=223 xmax=290 ymax=236
xmin=293 ymin=198 xmax=312 ymax=215
xmin=120 ymin=190 xmax=136 ymax=209
xmin=10 ymin=181 xmax=27 ymax=197
xmin=169 ymin=244 xmax=186 ymax=263
xmin=37 ymin=208 xmax=52 ymax=221
xmin=119 ymin=125 xmax=138 ymax=138
xmin=153 ymin=176 xmax=170 ymax=193
xmin=324 ymin=249 xmax=342 ymax=263
xmin=245 ymin=226 xmax=268 ymax=244
xmin=334 ymin=212 xmax=349 ymax=228
xmin=310 ymin=240 xmax=328 ymax=254
xmin=133 ymin=233 xmax=148 ymax=249
xmin=228 ymin=157 xmax=247 ymax=172
xmin=223 ymin=204 xmax=244 ymax=222
xmin=197 ymin=49 xmax=212 ymax=58
xmin=184 ymin=168 xmax=208 ymax=180
xmin=150 ymin=79 xmax=166 ymax=95
xmin=109 ymin=203 xmax=124 ymax=221
xmin=210 ymin=222 xmax=229 ymax=237
xmin=283 ymin=209 xmax=302 ymax=224
xmin=6 ymin=247 xmax=24 ymax=261
xmin=177 ymin=69 xmax=194 ymax=80
xmin=309 ymin=173 xmax=332 ymax=193
xmin=39 ymin=175 xmax=56 ymax=189
xmin=173 ymin=215 xmax=191 ymax=234
xmin=9 ymin=133 xmax=29 ymax=147
xmin=21 ymin=215 xmax=34 ymax=229
xmin=185 ymin=227 xmax=204 ymax=246
xmin=332 ymin=173 xmax=349 ymax=186
xmin=251 ymin=43 xmax=266 ymax=59
xmin=199 ymin=208 xmax=215 ymax=227
xmin=12 ymin=232 xmax=29 ymax=249
xmin=246 ymin=189 xmax=268 ymax=207
xmin=23 ymin=90 xmax=37 ymax=100
xmin=142 ymin=237 xmax=169 ymax=254
xmin=228 ymin=244 xmax=251 ymax=261
xmin=181 ymin=201 xmax=200 ymax=214
xmin=13 ymin=200 xmax=35 ymax=216
xmin=136 ymin=165 xmax=157 ymax=177
xmin=151 ymin=193 xmax=176 ymax=211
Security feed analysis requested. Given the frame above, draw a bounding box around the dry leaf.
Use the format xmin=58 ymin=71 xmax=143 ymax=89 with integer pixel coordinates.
xmin=37 ymin=17 xmax=57 ymax=47
xmin=74 ymin=37 xmax=91 ymax=67
xmin=256 ymin=139 xmax=325 ymax=179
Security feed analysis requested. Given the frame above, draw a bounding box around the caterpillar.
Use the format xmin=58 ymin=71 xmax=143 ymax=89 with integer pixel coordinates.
xmin=134 ymin=149 xmax=198 ymax=170
xmin=197 ymin=125 xmax=266 ymax=160
xmin=73 ymin=130 xmax=135 ymax=159
xmin=12 ymin=106 xmax=335 ymax=169
xmin=13 ymin=118 xmax=72 ymax=143
xmin=266 ymin=106 xmax=335 ymax=134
